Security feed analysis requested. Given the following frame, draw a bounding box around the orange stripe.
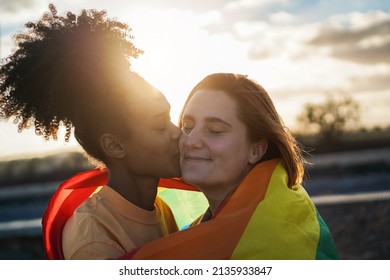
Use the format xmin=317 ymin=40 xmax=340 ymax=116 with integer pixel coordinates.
xmin=159 ymin=178 xmax=199 ymax=191
xmin=122 ymin=159 xmax=279 ymax=259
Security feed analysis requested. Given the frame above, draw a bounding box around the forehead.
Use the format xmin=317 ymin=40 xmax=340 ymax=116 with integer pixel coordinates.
xmin=183 ymin=89 xmax=238 ymax=120
xmin=133 ymin=88 xmax=170 ymax=120
xmin=116 ymin=76 xmax=170 ymax=124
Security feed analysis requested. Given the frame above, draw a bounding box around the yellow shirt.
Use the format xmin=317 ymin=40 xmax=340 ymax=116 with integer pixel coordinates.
xmin=62 ymin=185 xmax=178 ymax=259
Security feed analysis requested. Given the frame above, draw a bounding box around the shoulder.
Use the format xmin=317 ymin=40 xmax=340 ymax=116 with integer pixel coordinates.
xmin=62 ymin=214 xmax=126 ymax=259
xmin=61 ymin=193 xmax=126 ymax=259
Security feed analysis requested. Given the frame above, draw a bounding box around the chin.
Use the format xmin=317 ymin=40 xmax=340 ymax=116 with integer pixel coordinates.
xmin=181 ymin=174 xmax=204 ymax=187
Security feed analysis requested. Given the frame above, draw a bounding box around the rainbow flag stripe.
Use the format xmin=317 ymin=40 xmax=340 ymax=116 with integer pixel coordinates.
xmin=122 ymin=159 xmax=339 ymax=259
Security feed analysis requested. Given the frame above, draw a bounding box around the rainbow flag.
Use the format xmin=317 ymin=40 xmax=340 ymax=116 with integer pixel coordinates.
xmin=121 ymin=159 xmax=339 ymax=259
xmin=42 ymin=159 xmax=339 ymax=260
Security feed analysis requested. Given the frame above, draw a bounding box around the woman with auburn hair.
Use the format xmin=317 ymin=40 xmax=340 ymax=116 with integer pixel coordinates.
xmin=179 ymin=72 xmax=305 ymax=217
xmin=0 ymin=5 xmax=181 ymax=259
xmin=123 ymin=73 xmax=339 ymax=260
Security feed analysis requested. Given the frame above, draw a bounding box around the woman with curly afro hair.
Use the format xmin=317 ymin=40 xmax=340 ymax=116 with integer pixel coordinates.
xmin=0 ymin=5 xmax=181 ymax=259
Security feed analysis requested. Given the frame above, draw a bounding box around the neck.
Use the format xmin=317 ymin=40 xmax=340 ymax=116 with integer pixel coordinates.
xmin=201 ymin=165 xmax=254 ymax=215
xmin=107 ymin=167 xmax=159 ymax=211
xmin=201 ymin=184 xmax=237 ymax=216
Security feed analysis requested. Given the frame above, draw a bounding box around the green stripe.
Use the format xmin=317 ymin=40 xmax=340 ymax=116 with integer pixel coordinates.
xmin=158 ymin=188 xmax=208 ymax=229
xmin=315 ymin=210 xmax=340 ymax=259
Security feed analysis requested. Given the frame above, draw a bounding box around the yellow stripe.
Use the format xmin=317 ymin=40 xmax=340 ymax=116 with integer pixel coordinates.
xmin=231 ymin=162 xmax=320 ymax=259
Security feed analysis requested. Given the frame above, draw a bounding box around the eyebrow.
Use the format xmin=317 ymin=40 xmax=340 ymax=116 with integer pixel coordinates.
xmin=183 ymin=115 xmax=232 ymax=127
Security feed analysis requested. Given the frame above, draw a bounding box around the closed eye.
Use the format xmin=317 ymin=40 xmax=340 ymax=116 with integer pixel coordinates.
xmin=207 ymin=123 xmax=228 ymax=134
xmin=208 ymin=129 xmax=225 ymax=134
xmin=182 ymin=125 xmax=193 ymax=134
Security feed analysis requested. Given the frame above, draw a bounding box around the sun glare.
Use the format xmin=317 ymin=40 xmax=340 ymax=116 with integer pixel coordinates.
xmin=129 ymin=9 xmax=258 ymax=125
xmin=129 ymin=9 xmax=207 ymax=124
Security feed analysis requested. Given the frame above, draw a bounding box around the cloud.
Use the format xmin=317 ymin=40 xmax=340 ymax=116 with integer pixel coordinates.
xmin=308 ymin=15 xmax=390 ymax=65
xmin=332 ymin=41 xmax=390 ymax=65
xmin=309 ymin=18 xmax=390 ymax=45
xmin=225 ymin=0 xmax=289 ymax=11
xmin=231 ymin=18 xmax=317 ymax=61
xmin=348 ymin=72 xmax=390 ymax=92
xmin=200 ymin=0 xmax=292 ymax=34
xmin=123 ymin=0 xmax=229 ymax=14
xmin=269 ymin=11 xmax=296 ymax=24
xmin=0 ymin=1 xmax=47 ymax=58
xmin=0 ymin=0 xmax=35 ymax=13
xmin=198 ymin=1 xmax=314 ymax=61
xmin=0 ymin=0 xmax=47 ymax=30
xmin=197 ymin=3 xmax=390 ymax=64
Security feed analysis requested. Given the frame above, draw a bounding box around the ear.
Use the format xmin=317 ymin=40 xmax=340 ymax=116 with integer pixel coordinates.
xmin=100 ymin=133 xmax=126 ymax=159
xmin=248 ymin=139 xmax=268 ymax=164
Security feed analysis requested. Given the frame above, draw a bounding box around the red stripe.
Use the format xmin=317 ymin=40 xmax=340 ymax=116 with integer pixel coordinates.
xmin=158 ymin=178 xmax=199 ymax=191
xmin=42 ymin=168 xmax=197 ymax=259
xmin=42 ymin=168 xmax=108 ymax=259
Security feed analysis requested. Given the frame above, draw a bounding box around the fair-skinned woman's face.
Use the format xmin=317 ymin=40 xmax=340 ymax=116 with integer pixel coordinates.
xmin=179 ymin=89 xmax=259 ymax=194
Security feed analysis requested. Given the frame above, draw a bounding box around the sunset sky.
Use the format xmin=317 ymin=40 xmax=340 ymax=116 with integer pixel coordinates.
xmin=1 ymin=0 xmax=389 ymax=159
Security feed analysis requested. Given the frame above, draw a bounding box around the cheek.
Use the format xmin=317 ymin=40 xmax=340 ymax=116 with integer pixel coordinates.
xmin=179 ymin=135 xmax=186 ymax=149
xmin=211 ymin=137 xmax=239 ymax=156
xmin=152 ymin=141 xmax=172 ymax=160
xmin=216 ymin=138 xmax=252 ymax=165
xmin=134 ymin=137 xmax=166 ymax=161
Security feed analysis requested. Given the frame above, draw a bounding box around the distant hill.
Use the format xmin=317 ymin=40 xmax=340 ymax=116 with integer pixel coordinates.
xmin=294 ymin=126 xmax=390 ymax=154
xmin=0 ymin=151 xmax=94 ymax=187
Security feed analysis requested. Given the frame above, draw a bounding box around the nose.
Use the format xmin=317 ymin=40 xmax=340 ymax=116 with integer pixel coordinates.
xmin=170 ymin=122 xmax=182 ymax=140
xmin=181 ymin=127 xmax=203 ymax=149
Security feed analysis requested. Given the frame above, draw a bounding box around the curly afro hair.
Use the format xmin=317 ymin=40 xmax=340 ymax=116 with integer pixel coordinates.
xmin=0 ymin=4 xmax=143 ymax=142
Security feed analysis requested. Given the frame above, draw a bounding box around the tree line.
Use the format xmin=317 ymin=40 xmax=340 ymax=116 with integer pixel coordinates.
xmin=294 ymin=92 xmax=390 ymax=154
